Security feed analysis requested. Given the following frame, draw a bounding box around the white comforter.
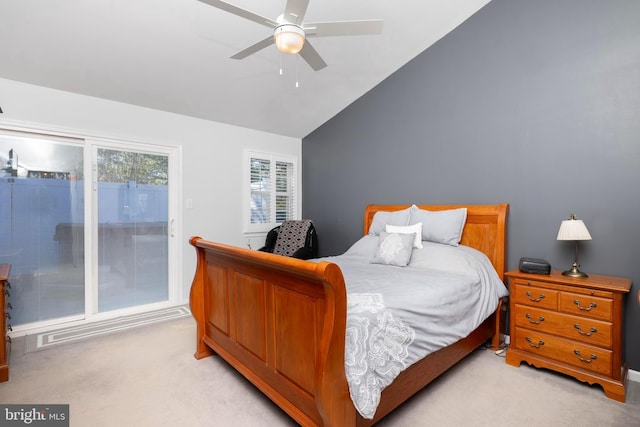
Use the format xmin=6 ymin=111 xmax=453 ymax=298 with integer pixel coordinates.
xmin=317 ymin=236 xmax=509 ymax=419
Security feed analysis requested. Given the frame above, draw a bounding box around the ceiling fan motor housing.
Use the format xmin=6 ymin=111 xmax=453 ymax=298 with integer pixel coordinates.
xmin=274 ymin=24 xmax=305 ymax=54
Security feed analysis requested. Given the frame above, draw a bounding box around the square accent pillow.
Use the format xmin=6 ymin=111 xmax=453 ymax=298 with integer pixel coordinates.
xmin=368 ymin=207 xmax=411 ymax=235
xmin=408 ymin=205 xmax=467 ymax=246
xmin=371 ymin=232 xmax=415 ymax=267
xmin=386 ymin=223 xmax=423 ymax=249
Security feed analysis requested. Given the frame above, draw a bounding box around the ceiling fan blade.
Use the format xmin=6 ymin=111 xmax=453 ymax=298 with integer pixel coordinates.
xmin=304 ymin=20 xmax=384 ymax=37
xmin=283 ymin=0 xmax=309 ymax=25
xmin=198 ymin=0 xmax=278 ymax=28
xmin=298 ymin=41 xmax=327 ymax=71
xmin=230 ymin=36 xmax=274 ymax=59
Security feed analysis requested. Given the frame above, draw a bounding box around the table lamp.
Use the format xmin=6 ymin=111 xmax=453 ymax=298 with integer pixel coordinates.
xmin=557 ymin=213 xmax=592 ymax=278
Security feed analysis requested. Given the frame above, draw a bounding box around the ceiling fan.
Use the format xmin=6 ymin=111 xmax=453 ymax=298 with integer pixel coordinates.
xmin=198 ymin=0 xmax=384 ymax=71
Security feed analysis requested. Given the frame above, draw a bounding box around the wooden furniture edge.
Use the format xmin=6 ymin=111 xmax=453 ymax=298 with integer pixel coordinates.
xmin=505 ymin=348 xmax=628 ymax=402
xmin=0 ymin=264 xmax=10 ymax=281
xmin=0 ymin=264 xmax=10 ymax=383
xmin=504 ymin=269 xmax=632 ymax=293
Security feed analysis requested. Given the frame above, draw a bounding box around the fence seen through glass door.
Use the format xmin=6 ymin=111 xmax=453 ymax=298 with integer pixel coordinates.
xmin=0 ymin=135 xmax=85 ymax=325
xmin=96 ymin=149 xmax=169 ymax=312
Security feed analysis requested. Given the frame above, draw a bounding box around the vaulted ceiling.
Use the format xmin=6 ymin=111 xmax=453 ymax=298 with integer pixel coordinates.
xmin=0 ymin=0 xmax=490 ymax=138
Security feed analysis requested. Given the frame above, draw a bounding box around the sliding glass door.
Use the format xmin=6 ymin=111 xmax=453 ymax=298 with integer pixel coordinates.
xmin=95 ymin=148 xmax=169 ymax=312
xmin=1 ymin=130 xmax=178 ymax=331
xmin=0 ymin=134 xmax=85 ymax=325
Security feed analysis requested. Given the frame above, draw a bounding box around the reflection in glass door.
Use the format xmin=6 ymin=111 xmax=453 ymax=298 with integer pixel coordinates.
xmin=96 ymin=148 xmax=169 ymax=312
xmin=0 ymin=134 xmax=85 ymax=325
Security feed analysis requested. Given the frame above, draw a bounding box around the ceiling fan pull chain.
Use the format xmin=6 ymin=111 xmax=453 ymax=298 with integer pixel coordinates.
xmin=295 ymin=55 xmax=300 ymax=88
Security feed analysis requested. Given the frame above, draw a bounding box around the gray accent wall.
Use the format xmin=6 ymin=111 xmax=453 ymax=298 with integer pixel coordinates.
xmin=302 ymin=1 xmax=640 ymax=370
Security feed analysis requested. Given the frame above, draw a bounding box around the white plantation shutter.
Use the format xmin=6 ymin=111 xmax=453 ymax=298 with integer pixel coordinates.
xmin=275 ymin=160 xmax=295 ymax=223
xmin=250 ymin=158 xmax=271 ymax=225
xmin=245 ymin=151 xmax=298 ymax=233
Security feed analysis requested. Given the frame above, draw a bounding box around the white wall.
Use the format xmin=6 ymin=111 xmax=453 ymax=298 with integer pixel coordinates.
xmin=0 ymin=78 xmax=302 ymax=304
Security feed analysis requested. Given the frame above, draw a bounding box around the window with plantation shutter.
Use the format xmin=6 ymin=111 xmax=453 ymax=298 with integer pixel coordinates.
xmin=244 ymin=151 xmax=298 ymax=233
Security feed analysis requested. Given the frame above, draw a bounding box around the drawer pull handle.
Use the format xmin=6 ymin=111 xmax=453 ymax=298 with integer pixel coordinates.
xmin=5 ymin=312 xmax=10 ymax=320
xmin=573 ymin=350 xmax=597 ymax=363
xmin=7 ymin=324 xmax=12 ymax=332
xmin=6 ymin=302 xmax=12 ymax=310
xmin=573 ymin=300 xmax=597 ymax=311
xmin=525 ymin=291 xmax=545 ymax=302
xmin=526 ymin=337 xmax=544 ymax=348
xmin=574 ymin=324 xmax=597 ymax=336
xmin=525 ymin=313 xmax=544 ymax=324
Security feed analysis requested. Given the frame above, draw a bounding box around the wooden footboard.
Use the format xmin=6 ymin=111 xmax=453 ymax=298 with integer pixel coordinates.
xmin=189 ymin=203 xmax=508 ymax=426
xmin=189 ymin=236 xmax=357 ymax=426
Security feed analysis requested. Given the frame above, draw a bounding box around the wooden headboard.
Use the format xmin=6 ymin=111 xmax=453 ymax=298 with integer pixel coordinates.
xmin=363 ymin=204 xmax=509 ymax=280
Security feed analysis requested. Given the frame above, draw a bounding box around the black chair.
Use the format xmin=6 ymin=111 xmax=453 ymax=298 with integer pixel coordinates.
xmin=258 ymin=219 xmax=318 ymax=260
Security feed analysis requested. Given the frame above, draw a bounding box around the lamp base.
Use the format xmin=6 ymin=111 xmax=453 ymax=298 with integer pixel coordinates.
xmin=562 ymin=263 xmax=588 ymax=278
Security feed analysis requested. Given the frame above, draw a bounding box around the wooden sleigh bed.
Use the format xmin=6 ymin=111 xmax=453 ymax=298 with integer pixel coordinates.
xmin=189 ymin=203 xmax=509 ymax=426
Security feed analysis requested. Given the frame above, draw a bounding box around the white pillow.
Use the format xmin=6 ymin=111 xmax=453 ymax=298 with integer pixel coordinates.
xmin=386 ymin=223 xmax=423 ymax=249
xmin=408 ymin=205 xmax=467 ymax=246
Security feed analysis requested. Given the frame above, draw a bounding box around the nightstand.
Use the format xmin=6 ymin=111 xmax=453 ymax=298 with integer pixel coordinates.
xmin=505 ymin=269 xmax=631 ymax=402
xmin=0 ymin=263 xmax=11 ymax=382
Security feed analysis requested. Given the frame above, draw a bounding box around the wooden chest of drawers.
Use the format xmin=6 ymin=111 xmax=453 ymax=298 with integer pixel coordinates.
xmin=505 ymin=269 xmax=631 ymax=402
xmin=0 ymin=264 xmax=11 ymax=382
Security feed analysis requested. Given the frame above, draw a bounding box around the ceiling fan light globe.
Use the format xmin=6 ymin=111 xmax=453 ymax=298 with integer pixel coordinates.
xmin=274 ymin=24 xmax=305 ymax=54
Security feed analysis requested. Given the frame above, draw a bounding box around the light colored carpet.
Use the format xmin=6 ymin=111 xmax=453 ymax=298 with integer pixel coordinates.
xmin=1 ymin=316 xmax=638 ymax=427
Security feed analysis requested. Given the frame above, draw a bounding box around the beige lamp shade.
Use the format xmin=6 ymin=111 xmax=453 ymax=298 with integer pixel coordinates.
xmin=557 ymin=214 xmax=591 ymax=241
